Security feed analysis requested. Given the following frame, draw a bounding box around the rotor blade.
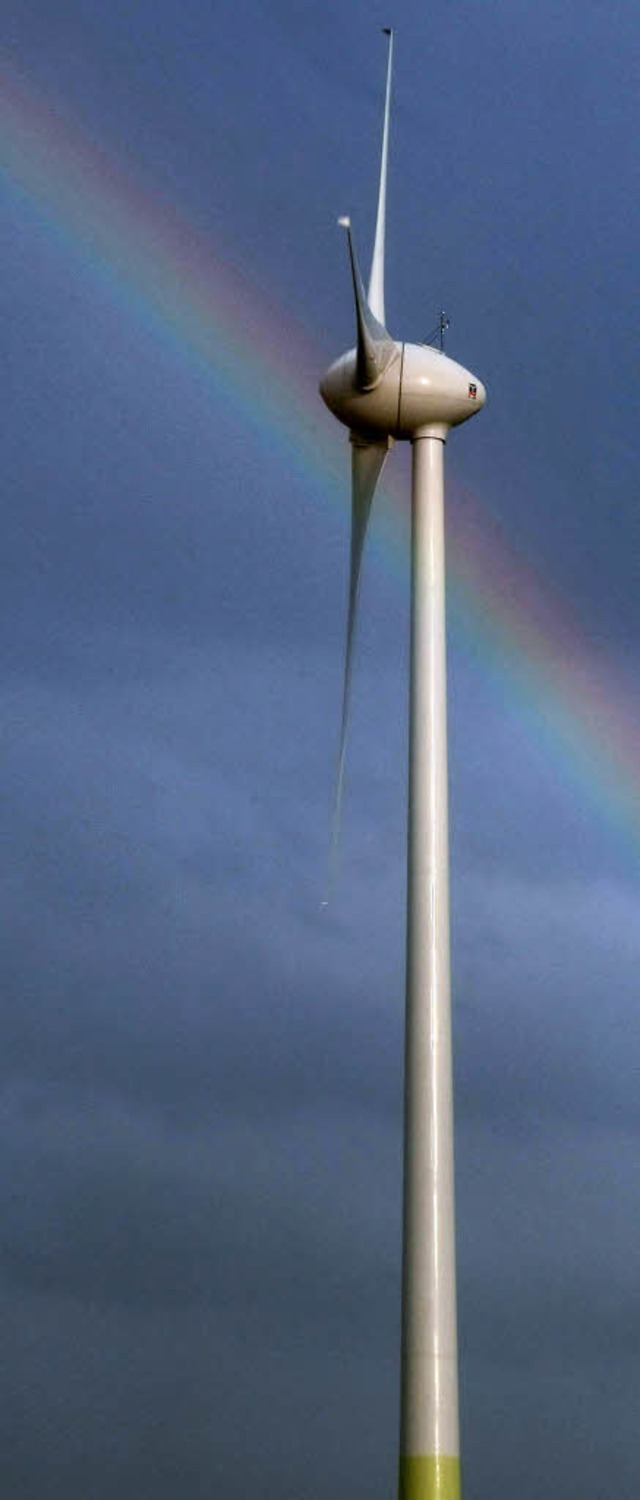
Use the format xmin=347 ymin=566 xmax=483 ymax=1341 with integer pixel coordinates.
xmin=368 ymin=27 xmax=394 ymax=326
xmin=340 ymin=217 xmax=397 ymax=391
xmin=330 ymin=434 xmax=393 ymax=871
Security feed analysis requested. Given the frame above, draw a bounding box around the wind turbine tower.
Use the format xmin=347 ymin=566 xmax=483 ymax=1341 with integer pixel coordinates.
xmin=320 ymin=31 xmax=486 ymax=1500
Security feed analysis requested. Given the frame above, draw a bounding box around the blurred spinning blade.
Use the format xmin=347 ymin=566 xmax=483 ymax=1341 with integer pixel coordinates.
xmin=329 ymin=432 xmax=392 ymax=876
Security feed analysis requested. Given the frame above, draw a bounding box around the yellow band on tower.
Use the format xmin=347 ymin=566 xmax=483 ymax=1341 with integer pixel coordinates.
xmin=399 ymin=1454 xmax=460 ymax=1500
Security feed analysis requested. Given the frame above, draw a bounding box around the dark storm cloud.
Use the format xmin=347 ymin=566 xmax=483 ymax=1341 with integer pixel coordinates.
xmin=456 ymin=1115 xmax=640 ymax=1500
xmin=454 ymin=868 xmax=640 ymax=1131
xmin=0 ymin=1083 xmax=399 ymax=1319
xmin=459 ymin=1120 xmax=640 ymax=1362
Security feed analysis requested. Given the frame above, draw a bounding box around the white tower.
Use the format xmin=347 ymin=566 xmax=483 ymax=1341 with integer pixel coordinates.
xmin=320 ymin=32 xmax=485 ymax=1500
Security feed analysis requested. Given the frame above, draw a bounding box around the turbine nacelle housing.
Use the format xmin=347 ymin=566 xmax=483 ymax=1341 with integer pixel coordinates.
xmin=320 ymin=342 xmax=485 ymax=441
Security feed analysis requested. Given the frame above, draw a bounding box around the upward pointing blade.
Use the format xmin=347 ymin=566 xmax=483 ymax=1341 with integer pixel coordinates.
xmin=330 ymin=433 xmax=392 ymax=870
xmin=368 ymin=27 xmax=394 ymax=326
xmin=340 ymin=217 xmax=397 ymax=391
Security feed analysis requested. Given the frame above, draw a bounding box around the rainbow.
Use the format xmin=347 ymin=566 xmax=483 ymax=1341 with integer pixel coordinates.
xmin=1 ymin=60 xmax=638 ymax=847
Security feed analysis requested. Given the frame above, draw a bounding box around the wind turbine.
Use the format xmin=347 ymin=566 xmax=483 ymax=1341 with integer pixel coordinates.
xmin=320 ymin=30 xmax=485 ymax=1500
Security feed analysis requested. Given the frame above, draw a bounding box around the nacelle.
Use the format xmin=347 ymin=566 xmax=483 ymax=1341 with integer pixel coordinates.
xmin=320 ymin=341 xmax=485 ymax=440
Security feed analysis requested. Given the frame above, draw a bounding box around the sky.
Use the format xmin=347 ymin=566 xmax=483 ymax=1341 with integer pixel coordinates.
xmin=1 ymin=1 xmax=639 ymax=1496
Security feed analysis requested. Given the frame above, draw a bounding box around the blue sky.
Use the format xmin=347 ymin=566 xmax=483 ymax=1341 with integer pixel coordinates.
xmin=1 ymin=2 xmax=639 ymax=1496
